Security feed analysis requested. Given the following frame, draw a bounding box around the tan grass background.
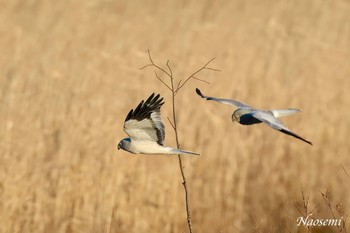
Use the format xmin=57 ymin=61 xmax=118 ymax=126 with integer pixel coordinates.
xmin=1 ymin=0 xmax=350 ymax=232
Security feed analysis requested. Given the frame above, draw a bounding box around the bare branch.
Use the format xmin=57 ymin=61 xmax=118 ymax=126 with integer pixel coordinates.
xmin=140 ymin=50 xmax=172 ymax=78
xmin=176 ymin=57 xmax=219 ymax=92
xmin=192 ymin=76 xmax=210 ymax=84
xmin=176 ymin=79 xmax=183 ymax=90
xmin=201 ymin=57 xmax=216 ymax=67
xmin=167 ymin=117 xmax=175 ymax=130
xmin=166 ymin=60 xmax=173 ymax=77
xmin=174 ymin=79 xmax=183 ymax=97
xmin=206 ymin=67 xmax=221 ymax=72
xmin=154 ymin=71 xmax=172 ymax=91
xmin=139 ymin=63 xmax=155 ymax=70
xmin=177 ymin=155 xmax=192 ymax=233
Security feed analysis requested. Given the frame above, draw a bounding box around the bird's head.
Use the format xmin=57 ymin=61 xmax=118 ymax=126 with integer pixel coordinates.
xmin=117 ymin=138 xmax=131 ymax=151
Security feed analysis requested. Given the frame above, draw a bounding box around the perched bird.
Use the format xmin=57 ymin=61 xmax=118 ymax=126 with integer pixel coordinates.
xmin=196 ymin=88 xmax=312 ymax=145
xmin=118 ymin=93 xmax=200 ymax=155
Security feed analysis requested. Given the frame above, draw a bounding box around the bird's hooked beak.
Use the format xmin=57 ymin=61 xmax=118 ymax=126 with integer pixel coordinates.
xmin=117 ymin=142 xmax=121 ymax=150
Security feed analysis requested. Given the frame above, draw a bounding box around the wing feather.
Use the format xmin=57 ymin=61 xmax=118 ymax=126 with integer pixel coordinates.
xmin=124 ymin=93 xmax=165 ymax=145
xmin=196 ymin=88 xmax=249 ymax=108
xmin=252 ymin=111 xmax=312 ymax=145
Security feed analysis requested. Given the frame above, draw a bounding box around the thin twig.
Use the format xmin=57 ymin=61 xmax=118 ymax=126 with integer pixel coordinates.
xmin=176 ymin=57 xmax=218 ymax=92
xmin=166 ymin=60 xmax=173 ymax=77
xmin=154 ymin=71 xmax=172 ymax=91
xmin=139 ymin=63 xmax=155 ymax=70
xmin=174 ymin=77 xmax=209 ymax=96
xmin=167 ymin=117 xmax=175 ymax=130
xmin=192 ymin=76 xmax=210 ymax=84
xmin=205 ymin=67 xmax=221 ymax=72
xmin=176 ymin=79 xmax=183 ymax=91
xmin=174 ymin=79 xmax=182 ymax=97
xmin=139 ymin=50 xmax=172 ymax=77
xmin=168 ymin=66 xmax=193 ymax=233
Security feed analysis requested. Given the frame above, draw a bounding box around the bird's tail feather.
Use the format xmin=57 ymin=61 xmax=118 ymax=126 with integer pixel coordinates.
xmin=172 ymin=148 xmax=200 ymax=156
xmin=271 ymin=109 xmax=301 ymax=118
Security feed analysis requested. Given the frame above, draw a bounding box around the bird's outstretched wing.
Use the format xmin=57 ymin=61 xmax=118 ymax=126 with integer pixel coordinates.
xmin=124 ymin=93 xmax=165 ymax=145
xmin=252 ymin=111 xmax=312 ymax=145
xmin=196 ymin=88 xmax=249 ymax=108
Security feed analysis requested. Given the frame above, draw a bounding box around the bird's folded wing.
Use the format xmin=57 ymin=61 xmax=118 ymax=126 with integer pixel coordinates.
xmin=195 ymin=88 xmax=249 ymax=108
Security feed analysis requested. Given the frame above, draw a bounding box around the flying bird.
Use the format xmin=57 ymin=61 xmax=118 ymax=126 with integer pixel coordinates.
xmin=117 ymin=93 xmax=200 ymax=155
xmin=196 ymin=88 xmax=312 ymax=145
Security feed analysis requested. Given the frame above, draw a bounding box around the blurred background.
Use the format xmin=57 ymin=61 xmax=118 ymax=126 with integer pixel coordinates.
xmin=0 ymin=0 xmax=349 ymax=232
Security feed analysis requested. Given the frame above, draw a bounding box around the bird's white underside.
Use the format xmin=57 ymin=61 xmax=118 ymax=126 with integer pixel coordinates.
xmin=126 ymin=140 xmax=197 ymax=155
xmin=126 ymin=140 xmax=169 ymax=154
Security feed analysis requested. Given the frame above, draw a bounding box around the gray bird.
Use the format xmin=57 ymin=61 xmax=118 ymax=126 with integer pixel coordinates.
xmin=118 ymin=93 xmax=200 ymax=155
xmin=196 ymin=88 xmax=312 ymax=145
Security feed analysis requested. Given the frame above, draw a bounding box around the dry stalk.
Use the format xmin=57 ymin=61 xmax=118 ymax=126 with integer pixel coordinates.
xmin=294 ymin=185 xmax=317 ymax=232
xmin=321 ymin=187 xmax=346 ymax=232
xmin=140 ymin=50 xmax=218 ymax=233
xmin=295 ymin=185 xmax=312 ymax=218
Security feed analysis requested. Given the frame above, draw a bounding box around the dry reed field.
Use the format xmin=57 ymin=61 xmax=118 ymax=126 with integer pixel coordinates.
xmin=1 ymin=0 xmax=350 ymax=232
